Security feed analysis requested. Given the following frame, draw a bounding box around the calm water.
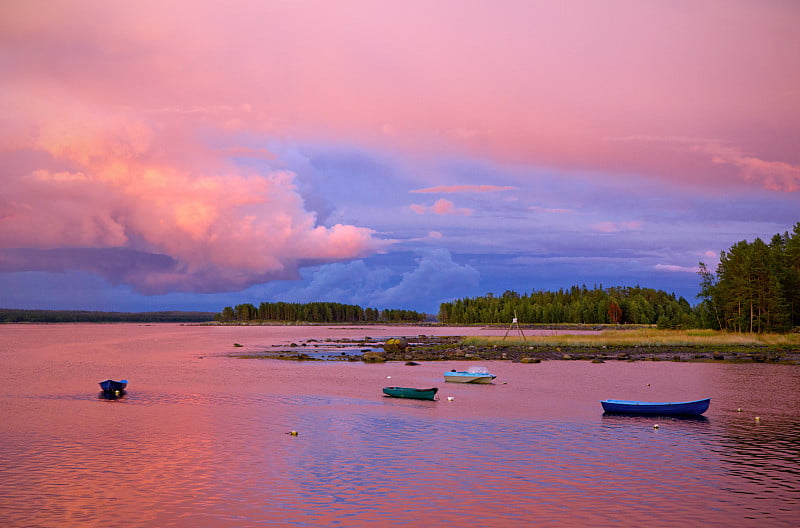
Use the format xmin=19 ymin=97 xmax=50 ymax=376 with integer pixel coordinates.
xmin=0 ymin=324 xmax=798 ymax=527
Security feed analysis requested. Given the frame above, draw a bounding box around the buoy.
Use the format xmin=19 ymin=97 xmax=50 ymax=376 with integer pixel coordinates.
xmin=653 ymin=424 xmax=659 ymax=429
xmin=386 ymin=376 xmax=391 ymax=379
xmin=289 ymin=430 xmax=298 ymax=436
xmin=755 ymin=417 xmax=761 ymax=422
xmin=736 ymin=408 xmax=742 ymax=412
xmin=447 ymin=396 xmax=454 ymax=401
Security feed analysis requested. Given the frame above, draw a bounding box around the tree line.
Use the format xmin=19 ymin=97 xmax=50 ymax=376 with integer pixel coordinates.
xmin=438 ymin=285 xmax=696 ymax=327
xmin=438 ymin=222 xmax=799 ymax=333
xmin=697 ymin=222 xmax=800 ymax=333
xmin=214 ymin=301 xmax=425 ymax=323
xmin=0 ymin=309 xmax=215 ymax=323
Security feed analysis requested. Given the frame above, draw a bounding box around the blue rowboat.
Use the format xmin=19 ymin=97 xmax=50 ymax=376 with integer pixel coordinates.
xmin=99 ymin=379 xmax=128 ymax=392
xmin=382 ymin=387 xmax=438 ymax=401
xmin=601 ymin=398 xmax=710 ymax=416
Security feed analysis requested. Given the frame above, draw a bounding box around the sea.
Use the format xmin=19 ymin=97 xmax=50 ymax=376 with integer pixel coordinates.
xmin=0 ymin=323 xmax=798 ymax=527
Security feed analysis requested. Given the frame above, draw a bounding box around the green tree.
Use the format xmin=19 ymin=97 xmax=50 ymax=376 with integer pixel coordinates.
xmin=697 ymin=223 xmax=798 ymax=332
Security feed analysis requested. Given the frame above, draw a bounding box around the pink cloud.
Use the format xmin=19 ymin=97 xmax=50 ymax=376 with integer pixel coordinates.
xmin=411 ymin=185 xmax=517 ymax=194
xmin=410 ymin=199 xmax=472 ymax=216
xmin=610 ymin=136 xmax=800 ymax=192
xmin=704 ymin=145 xmax=799 ymax=192
xmin=591 ymin=221 xmax=643 ymax=233
xmin=1 ymin=0 xmax=795 ymax=194
xmin=0 ymin=103 xmax=384 ymax=293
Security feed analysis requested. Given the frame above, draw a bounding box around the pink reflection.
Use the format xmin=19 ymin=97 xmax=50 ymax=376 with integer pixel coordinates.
xmin=0 ymin=324 xmax=797 ymax=527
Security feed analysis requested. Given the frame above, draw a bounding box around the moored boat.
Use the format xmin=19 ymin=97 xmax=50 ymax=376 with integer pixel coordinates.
xmin=444 ymin=366 xmax=496 ymax=384
xmin=601 ymin=397 xmax=710 ymax=416
xmin=99 ymin=379 xmax=128 ymax=392
xmin=382 ymin=386 xmax=438 ymax=400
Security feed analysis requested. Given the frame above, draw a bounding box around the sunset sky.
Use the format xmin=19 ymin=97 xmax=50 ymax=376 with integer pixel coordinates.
xmin=1 ymin=0 xmax=798 ymax=314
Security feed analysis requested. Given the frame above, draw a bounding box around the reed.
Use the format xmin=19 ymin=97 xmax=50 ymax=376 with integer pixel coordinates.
xmin=460 ymin=329 xmax=800 ymax=347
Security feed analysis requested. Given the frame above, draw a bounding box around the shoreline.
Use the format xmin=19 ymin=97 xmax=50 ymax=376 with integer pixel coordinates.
xmin=232 ymin=334 xmax=800 ymax=365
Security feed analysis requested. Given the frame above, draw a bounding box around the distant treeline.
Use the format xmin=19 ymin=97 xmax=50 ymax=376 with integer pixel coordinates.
xmin=0 ymin=309 xmax=215 ymax=323
xmin=438 ymin=286 xmax=696 ymax=327
xmin=215 ymin=301 xmax=425 ymax=323
xmin=697 ymin=222 xmax=800 ymax=333
xmin=440 ymin=222 xmax=800 ymax=333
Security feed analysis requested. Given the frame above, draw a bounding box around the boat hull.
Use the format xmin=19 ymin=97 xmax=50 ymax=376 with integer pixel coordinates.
xmin=601 ymin=398 xmax=710 ymax=416
xmin=99 ymin=379 xmax=128 ymax=392
xmin=443 ymin=372 xmax=496 ymax=384
xmin=382 ymin=387 xmax=438 ymax=400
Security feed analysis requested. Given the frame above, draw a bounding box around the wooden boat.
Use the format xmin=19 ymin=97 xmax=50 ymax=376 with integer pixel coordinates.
xmin=444 ymin=366 xmax=496 ymax=384
xmin=99 ymin=379 xmax=128 ymax=392
xmin=601 ymin=398 xmax=710 ymax=416
xmin=382 ymin=386 xmax=438 ymax=400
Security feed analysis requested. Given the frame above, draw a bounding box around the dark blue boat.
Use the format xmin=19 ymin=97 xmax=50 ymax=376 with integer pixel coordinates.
xmin=99 ymin=379 xmax=128 ymax=392
xmin=382 ymin=387 xmax=438 ymax=400
xmin=601 ymin=397 xmax=710 ymax=416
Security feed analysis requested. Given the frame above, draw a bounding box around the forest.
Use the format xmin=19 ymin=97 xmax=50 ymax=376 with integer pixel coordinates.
xmin=440 ymin=223 xmax=800 ymax=333
xmin=437 ymin=285 xmax=695 ymax=327
xmin=697 ymin=222 xmax=800 ymax=333
xmin=214 ymin=301 xmax=425 ymax=323
xmin=0 ymin=309 xmax=215 ymax=323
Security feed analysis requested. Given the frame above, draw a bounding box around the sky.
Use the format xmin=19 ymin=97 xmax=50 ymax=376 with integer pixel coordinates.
xmin=1 ymin=0 xmax=798 ymax=315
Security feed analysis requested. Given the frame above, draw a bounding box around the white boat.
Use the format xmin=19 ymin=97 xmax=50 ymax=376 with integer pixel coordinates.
xmin=444 ymin=366 xmax=496 ymax=384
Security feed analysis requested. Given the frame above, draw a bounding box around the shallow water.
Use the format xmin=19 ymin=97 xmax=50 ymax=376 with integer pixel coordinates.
xmin=0 ymin=324 xmax=798 ymax=527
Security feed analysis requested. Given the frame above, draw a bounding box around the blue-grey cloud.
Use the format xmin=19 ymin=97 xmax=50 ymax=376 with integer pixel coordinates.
xmin=251 ymin=249 xmax=479 ymax=313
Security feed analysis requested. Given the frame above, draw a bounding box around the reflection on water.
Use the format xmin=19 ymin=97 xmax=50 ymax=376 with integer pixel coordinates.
xmin=97 ymin=390 xmax=127 ymax=400
xmin=602 ymin=412 xmax=709 ymax=422
xmin=0 ymin=324 xmax=798 ymax=527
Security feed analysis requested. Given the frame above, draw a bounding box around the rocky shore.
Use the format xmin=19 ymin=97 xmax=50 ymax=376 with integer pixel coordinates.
xmin=232 ymin=334 xmax=800 ymax=364
xmin=378 ymin=336 xmax=800 ymax=364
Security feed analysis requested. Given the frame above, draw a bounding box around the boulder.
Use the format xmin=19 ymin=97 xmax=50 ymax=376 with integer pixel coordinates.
xmin=383 ymin=337 xmax=409 ymax=354
xmin=362 ymin=351 xmax=386 ymax=363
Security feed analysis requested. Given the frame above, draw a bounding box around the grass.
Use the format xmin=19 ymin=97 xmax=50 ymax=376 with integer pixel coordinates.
xmin=460 ymin=329 xmax=800 ymax=348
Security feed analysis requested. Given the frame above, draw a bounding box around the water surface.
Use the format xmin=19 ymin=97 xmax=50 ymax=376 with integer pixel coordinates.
xmin=0 ymin=324 xmax=797 ymax=527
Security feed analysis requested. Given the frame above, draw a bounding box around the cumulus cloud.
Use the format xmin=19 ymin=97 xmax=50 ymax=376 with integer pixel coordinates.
xmin=410 ymin=199 xmax=472 ymax=216
xmin=257 ymin=249 xmax=480 ymax=312
xmin=0 ymin=105 xmax=384 ymax=294
xmin=369 ymin=249 xmax=480 ymax=308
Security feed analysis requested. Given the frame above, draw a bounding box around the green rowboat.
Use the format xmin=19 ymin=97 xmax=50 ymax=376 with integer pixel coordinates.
xmin=382 ymin=386 xmax=438 ymax=401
